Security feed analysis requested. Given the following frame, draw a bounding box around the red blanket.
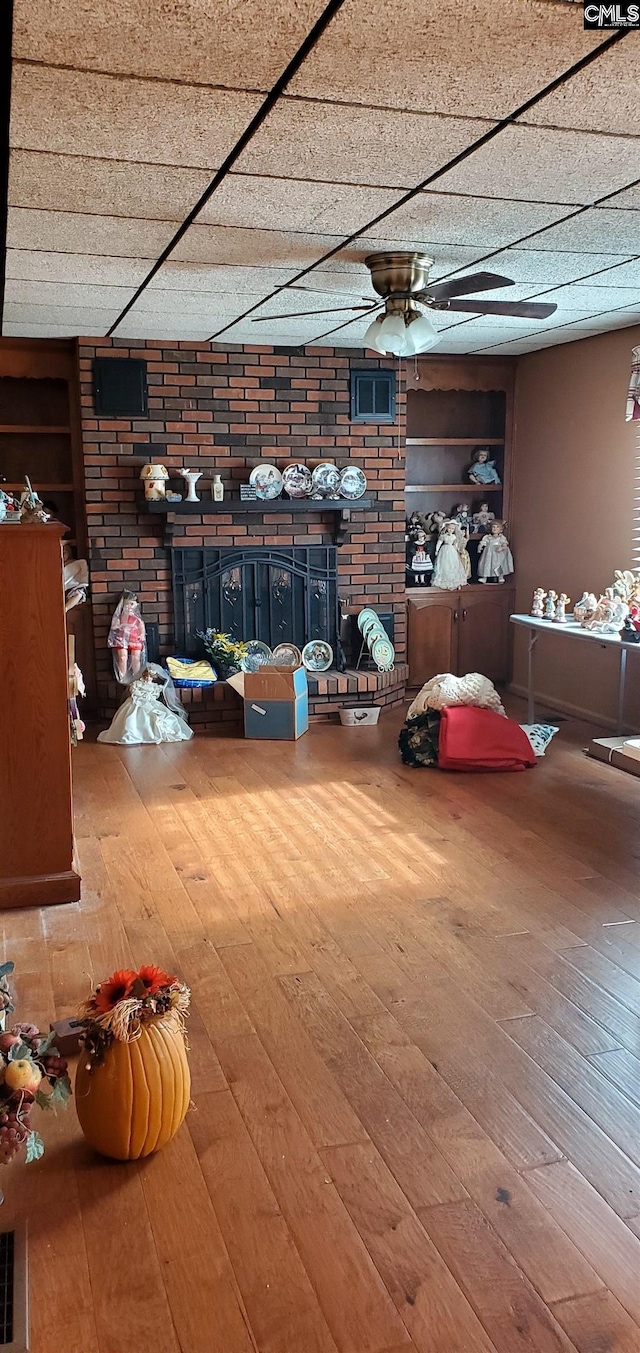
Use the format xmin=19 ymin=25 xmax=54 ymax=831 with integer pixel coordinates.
xmin=438 ymin=706 xmax=537 ymax=772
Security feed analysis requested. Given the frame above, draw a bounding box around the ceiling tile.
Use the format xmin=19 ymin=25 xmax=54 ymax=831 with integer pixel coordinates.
xmin=380 ymin=192 xmax=571 ymax=247
xmin=529 ymin=207 xmax=640 ymax=253
xmin=8 ymin=151 xmax=209 ymax=223
xmin=7 ymin=208 xmax=177 ymax=257
xmin=463 ymin=247 xmax=635 ymax=285
xmin=522 ymin=41 xmax=638 ymax=136
xmin=289 ymin=0 xmax=600 ymax=118
xmin=130 ymin=290 xmax=258 ymax=318
xmin=172 ymin=224 xmax=343 ymax=269
xmin=3 ymin=302 xmax=120 ymax=331
xmin=236 ymin=100 xmax=491 ymax=189
xmin=13 ymin=0 xmax=330 ymax=90
xmin=4 ymin=280 xmax=134 ymax=309
xmin=197 ymin=175 xmax=403 ymax=233
xmin=3 ymin=322 xmax=105 ymax=338
xmin=602 ymin=184 xmax=640 ymax=211
xmin=114 ymin=318 xmax=218 ymax=340
xmin=10 ymin=66 xmax=260 ymax=169
xmin=528 ymin=283 xmax=640 ymax=310
xmin=315 ymin=241 xmax=489 ymax=281
xmin=433 ymin=125 xmax=640 ymax=206
xmin=579 ymin=258 xmax=640 ymax=288
xmin=5 ymin=249 xmax=154 ymax=287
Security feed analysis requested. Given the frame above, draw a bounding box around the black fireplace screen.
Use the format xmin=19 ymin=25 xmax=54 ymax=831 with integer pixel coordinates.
xmin=171 ymin=545 xmax=339 ymax=656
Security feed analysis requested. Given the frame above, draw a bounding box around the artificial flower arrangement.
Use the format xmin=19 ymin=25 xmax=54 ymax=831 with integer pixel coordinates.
xmin=0 ymin=964 xmax=71 ymax=1197
xmin=197 ymin=628 xmax=249 ymax=679
xmin=79 ymin=965 xmax=190 ymax=1068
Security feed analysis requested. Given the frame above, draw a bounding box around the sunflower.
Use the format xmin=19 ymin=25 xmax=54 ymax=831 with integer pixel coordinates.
xmin=137 ymin=965 xmax=174 ymax=995
xmin=93 ymin=969 xmax=138 ymax=1014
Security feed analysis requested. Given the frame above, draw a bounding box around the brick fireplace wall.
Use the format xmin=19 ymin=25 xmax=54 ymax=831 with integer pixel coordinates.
xmin=77 ymin=338 xmax=407 ymax=727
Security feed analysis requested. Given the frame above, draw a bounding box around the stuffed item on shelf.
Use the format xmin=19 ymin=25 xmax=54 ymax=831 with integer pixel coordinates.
xmin=531 ymin=587 xmax=546 ymax=618
xmin=431 ymin=519 xmax=469 ymax=590
xmin=98 ymin=665 xmax=193 ymax=745
xmin=409 ymin=528 xmax=433 ymax=586
xmin=452 ymin=503 xmax=473 ymax=535
xmin=472 ymin=500 xmax=495 ymax=534
xmin=467 ymin=446 xmax=501 ymax=486
xmin=107 ymin=590 xmax=147 ymax=683
xmin=477 ymin=520 xmax=514 ymax=583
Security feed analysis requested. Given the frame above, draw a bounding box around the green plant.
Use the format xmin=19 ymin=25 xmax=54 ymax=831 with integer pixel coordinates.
xmin=197 ymin=629 xmax=248 ymax=676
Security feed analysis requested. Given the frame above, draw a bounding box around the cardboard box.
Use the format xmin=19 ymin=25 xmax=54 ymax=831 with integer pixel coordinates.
xmin=242 ymin=665 xmax=308 ymax=740
xmin=587 ymin=736 xmax=640 ymax=779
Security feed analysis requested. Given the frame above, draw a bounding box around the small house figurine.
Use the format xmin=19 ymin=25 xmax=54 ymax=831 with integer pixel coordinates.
xmin=543 ymin=590 xmax=557 ymax=620
xmin=531 ymin=587 xmax=546 ymax=619
xmin=554 ymin=593 xmax=570 ymax=623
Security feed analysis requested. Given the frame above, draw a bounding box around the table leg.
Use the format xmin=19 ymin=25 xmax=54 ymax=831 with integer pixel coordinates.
xmin=617 ymin=648 xmax=628 ymax=735
xmin=527 ymin=631 xmax=538 ymax=724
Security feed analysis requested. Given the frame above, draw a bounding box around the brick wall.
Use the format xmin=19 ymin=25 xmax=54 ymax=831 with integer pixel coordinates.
xmin=77 ymin=338 xmax=407 ymax=722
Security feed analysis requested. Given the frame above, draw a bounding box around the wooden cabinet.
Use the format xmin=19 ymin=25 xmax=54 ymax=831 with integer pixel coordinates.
xmin=408 ymin=585 xmax=515 ymax=688
xmin=0 ymin=523 xmax=81 ymax=908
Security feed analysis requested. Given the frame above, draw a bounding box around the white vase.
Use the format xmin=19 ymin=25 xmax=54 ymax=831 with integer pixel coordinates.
xmin=179 ymin=470 xmax=202 ymax=503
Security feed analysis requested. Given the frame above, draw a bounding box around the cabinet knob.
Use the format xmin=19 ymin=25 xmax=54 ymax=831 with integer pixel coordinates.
xmin=462 ymin=608 xmax=468 ymax=620
xmin=453 ymin=610 xmax=458 ymax=622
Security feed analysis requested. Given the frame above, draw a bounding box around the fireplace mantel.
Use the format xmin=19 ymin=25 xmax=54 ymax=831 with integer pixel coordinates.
xmin=147 ymin=497 xmax=374 ymax=546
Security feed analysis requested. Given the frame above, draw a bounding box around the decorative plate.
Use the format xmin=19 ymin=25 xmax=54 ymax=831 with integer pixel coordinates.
xmin=312 ymin=462 xmax=341 ymax=498
xmin=282 ymin=463 xmax=312 ymax=499
xmin=357 ymin=608 xmax=379 ymax=632
xmin=245 ymin=640 xmax=272 ymax=666
xmin=371 ymin=635 xmax=395 ymax=670
xmin=272 ymin=642 xmax=302 ymax=668
xmin=339 ymin=464 xmax=367 ymax=500
xmin=249 ymin=464 xmax=283 ymax=500
xmin=302 ymin=640 xmax=333 ymax=673
xmin=239 ymin=653 xmax=262 ymax=673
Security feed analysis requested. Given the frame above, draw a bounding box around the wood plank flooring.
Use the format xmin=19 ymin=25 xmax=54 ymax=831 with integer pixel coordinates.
xmin=4 ymin=705 xmax=640 ymax=1353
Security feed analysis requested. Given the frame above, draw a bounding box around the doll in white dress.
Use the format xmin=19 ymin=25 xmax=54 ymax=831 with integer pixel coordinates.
xmin=98 ymin=666 xmax=193 ymax=745
xmin=478 ymin=520 xmax=514 ymax=583
xmin=431 ymin=519 xmax=469 ymax=590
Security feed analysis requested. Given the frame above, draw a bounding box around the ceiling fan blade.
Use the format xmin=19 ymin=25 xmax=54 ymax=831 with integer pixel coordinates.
xmin=423 ymin=271 xmax=516 ymax=302
xmin=442 ymin=298 xmax=558 ymax=319
xmin=251 ymin=304 xmax=379 ymax=323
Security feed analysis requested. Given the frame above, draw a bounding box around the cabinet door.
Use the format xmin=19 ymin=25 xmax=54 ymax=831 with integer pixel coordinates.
xmin=407 ymin=594 xmax=457 ymax=686
xmin=457 ymin=589 xmax=513 ymax=683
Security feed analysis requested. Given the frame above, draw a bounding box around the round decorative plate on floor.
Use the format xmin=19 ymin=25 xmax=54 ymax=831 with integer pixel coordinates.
xmin=282 ymin=463 xmax=312 ymax=498
xmin=272 ymin=642 xmax=302 ymax=668
xmin=302 ymin=640 xmax=333 ymax=673
xmin=371 ymin=635 xmax=395 ymax=670
xmin=249 ymin=464 xmax=283 ymax=500
xmin=245 ymin=640 xmax=272 ymax=666
xmin=312 ymin=462 xmax=341 ymax=498
xmin=339 ymin=464 xmax=367 ymax=500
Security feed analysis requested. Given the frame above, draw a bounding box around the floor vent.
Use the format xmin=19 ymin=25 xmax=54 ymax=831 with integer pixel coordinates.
xmin=0 ymin=1227 xmax=28 ymax=1351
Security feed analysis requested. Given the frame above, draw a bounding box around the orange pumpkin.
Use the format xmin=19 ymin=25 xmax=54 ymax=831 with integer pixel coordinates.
xmin=75 ymin=1010 xmax=190 ymax=1160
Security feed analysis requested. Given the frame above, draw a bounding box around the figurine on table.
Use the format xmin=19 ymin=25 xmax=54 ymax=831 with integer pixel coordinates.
xmin=622 ymin=605 xmax=640 ymax=643
xmin=574 ymin=591 xmax=598 ymax=625
xmin=452 ymin=503 xmax=473 ymax=535
xmin=585 ymin=587 xmax=629 ymax=634
xmin=19 ymin=476 xmax=50 ymax=522
xmin=543 ymin=590 xmax=558 ymax=620
xmin=409 ymin=528 xmax=433 ymax=586
xmin=531 ymin=587 xmax=546 ymax=619
xmin=107 ymin=590 xmax=147 ymax=683
xmin=431 ymin=519 xmax=469 ymax=590
xmin=554 ymin=593 xmax=570 ymax=623
xmin=477 ymin=520 xmax=514 ymax=583
xmin=467 ymin=446 xmax=501 ymax=486
xmin=473 ymin=500 xmax=495 ymax=534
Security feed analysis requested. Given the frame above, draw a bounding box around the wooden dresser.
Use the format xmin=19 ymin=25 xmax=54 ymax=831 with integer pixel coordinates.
xmin=0 ymin=523 xmax=81 ymax=908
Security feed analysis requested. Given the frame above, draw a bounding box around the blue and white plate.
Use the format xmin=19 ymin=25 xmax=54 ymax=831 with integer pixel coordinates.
xmin=312 ymin=462 xmax=341 ymax=498
xmin=339 ymin=464 xmax=367 ymax=500
xmin=245 ymin=640 xmax=272 ymax=666
xmin=302 ymin=640 xmax=333 ymax=673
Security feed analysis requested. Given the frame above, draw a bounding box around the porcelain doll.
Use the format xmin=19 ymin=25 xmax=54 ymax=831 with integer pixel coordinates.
xmin=431 ymin=519 xmax=469 ymax=590
xmin=477 ymin=520 xmax=514 ymax=583
xmin=410 ymin=528 xmax=433 ymax=586
xmin=467 ymin=446 xmax=501 ymax=486
xmin=554 ymin=593 xmax=570 ymax=623
xmin=473 ymin=500 xmax=495 ymax=534
xmin=98 ymin=666 xmax=193 ymax=745
xmin=452 ymin=503 xmax=473 ymax=535
xmin=531 ymin=587 xmax=546 ymax=618
xmin=107 ymin=591 xmax=147 ymax=683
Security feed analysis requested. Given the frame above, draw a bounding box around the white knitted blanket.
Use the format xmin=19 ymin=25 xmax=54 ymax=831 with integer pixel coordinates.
xmin=407 ymin=672 xmax=506 ymax=720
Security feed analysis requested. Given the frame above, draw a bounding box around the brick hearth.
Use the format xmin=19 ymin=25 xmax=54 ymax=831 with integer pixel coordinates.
xmin=77 ymin=339 xmax=407 ymax=724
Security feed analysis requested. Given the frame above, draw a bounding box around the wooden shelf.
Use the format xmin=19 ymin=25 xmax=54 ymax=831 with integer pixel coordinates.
xmin=0 ymin=425 xmax=71 ymax=434
xmin=405 ymin=484 xmax=502 ymax=493
xmin=406 ymin=438 xmax=504 ymax=446
xmin=147 ymin=498 xmax=373 ymax=514
xmin=2 ymin=482 xmax=74 ymax=492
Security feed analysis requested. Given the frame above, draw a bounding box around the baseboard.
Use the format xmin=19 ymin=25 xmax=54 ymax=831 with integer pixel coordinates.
xmin=0 ymin=868 xmax=81 ymax=910
xmin=507 ymin=683 xmax=640 ymax=733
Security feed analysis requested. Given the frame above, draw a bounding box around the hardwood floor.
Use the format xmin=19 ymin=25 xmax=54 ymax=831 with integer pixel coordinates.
xmin=5 ymin=705 xmax=640 ymax=1353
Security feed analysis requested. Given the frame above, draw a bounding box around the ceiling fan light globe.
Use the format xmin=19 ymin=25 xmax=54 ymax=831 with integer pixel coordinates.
xmin=363 ymin=315 xmax=386 ymax=354
xmin=406 ymin=312 xmax=439 ymax=353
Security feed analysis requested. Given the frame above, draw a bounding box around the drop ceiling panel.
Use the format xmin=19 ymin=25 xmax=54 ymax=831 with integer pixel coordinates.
xmin=149 ymin=263 xmax=304 ymax=293
xmin=12 ymin=0 xmax=330 ymax=90
xmin=314 ymin=241 xmax=489 ymax=281
xmin=172 ymin=224 xmax=345 ymax=269
xmin=7 ymin=208 xmax=178 ymax=257
xmin=10 ymin=66 xmax=261 ymax=169
xmin=581 ymin=259 xmax=640 ymax=288
xmin=527 ymin=283 xmax=640 ymax=310
xmin=114 ymin=317 xmax=223 ymax=340
xmin=289 ymin=0 xmax=600 ymax=117
xmin=4 ymin=322 xmax=105 ymax=338
xmin=433 ymin=125 xmax=640 ymax=206
xmin=236 ymin=101 xmax=491 ymax=188
xmin=3 ymin=302 xmax=120 ymax=330
xmin=197 ymin=175 xmax=403 ymax=234
xmin=8 ymin=151 xmax=210 ymax=223
xmin=467 ymin=247 xmax=636 ymax=285
xmin=380 ymin=192 xmax=571 ymax=248
xmin=5 ymin=249 xmax=154 ymax=288
xmin=522 ymin=41 xmax=638 ymax=136
xmin=5 ymin=280 xmax=134 ymax=310
xmin=603 ymin=184 xmax=640 ymax=211
xmin=529 ymin=208 xmax=640 ymax=253
xmin=130 ymin=289 xmax=262 ymax=317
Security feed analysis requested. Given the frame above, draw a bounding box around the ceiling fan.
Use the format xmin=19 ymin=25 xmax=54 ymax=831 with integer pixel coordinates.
xmin=251 ymin=251 xmax=557 ymax=356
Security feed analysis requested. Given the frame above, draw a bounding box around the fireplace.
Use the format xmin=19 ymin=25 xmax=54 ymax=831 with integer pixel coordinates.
xmin=171 ymin=545 xmax=339 ymax=657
